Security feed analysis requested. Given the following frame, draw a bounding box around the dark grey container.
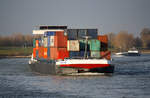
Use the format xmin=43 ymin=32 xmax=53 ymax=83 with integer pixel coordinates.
xmin=67 ymin=29 xmax=78 ymax=40
xmin=78 ymin=29 xmax=98 ymax=39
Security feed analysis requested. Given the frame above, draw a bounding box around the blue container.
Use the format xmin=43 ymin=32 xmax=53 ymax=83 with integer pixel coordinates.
xmin=79 ymin=40 xmax=90 ymax=51
xmin=78 ymin=29 xmax=98 ymax=39
xmin=36 ymin=50 xmax=39 ymax=58
xmin=45 ymin=31 xmax=55 ymax=36
xmin=38 ymin=40 xmax=42 ymax=47
xmin=47 ymin=47 xmax=50 ymax=57
xmin=33 ymin=39 xmax=36 ymax=48
xmin=47 ymin=36 xmax=50 ymax=47
xmin=79 ymin=51 xmax=90 ymax=57
xmin=78 ymin=29 xmax=86 ymax=39
xmin=69 ymin=51 xmax=80 ymax=57
xmin=69 ymin=51 xmax=90 ymax=58
xmin=87 ymin=29 xmax=98 ymax=39
xmin=67 ymin=29 xmax=78 ymax=40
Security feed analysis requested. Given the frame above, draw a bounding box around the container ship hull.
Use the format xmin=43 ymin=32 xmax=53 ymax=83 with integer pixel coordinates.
xmin=29 ymin=59 xmax=114 ymax=75
xmin=29 ymin=26 xmax=114 ymax=75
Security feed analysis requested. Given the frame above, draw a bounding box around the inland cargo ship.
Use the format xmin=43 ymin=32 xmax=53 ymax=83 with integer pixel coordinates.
xmin=29 ymin=26 xmax=114 ymax=75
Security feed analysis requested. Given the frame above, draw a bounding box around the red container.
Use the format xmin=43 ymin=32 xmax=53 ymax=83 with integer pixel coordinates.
xmin=43 ymin=48 xmax=48 ymax=59
xmin=33 ymin=48 xmax=36 ymax=58
xmin=50 ymin=47 xmax=69 ymax=60
xmin=55 ymin=31 xmax=64 ymax=36
xmin=53 ymin=31 xmax=67 ymax=48
xmin=100 ymin=51 xmax=111 ymax=60
xmin=57 ymin=48 xmax=69 ymax=60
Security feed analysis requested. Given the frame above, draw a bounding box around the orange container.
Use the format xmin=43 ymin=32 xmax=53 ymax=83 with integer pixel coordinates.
xmin=35 ymin=40 xmax=39 ymax=49
xmin=38 ymin=47 xmax=44 ymax=58
xmin=100 ymin=51 xmax=111 ymax=60
xmin=50 ymin=47 xmax=55 ymax=59
xmin=50 ymin=47 xmax=69 ymax=60
xmin=98 ymin=35 xmax=108 ymax=51
xmin=33 ymin=48 xmax=36 ymax=58
xmin=43 ymin=48 xmax=48 ymax=59
xmin=53 ymin=31 xmax=67 ymax=48
xmin=97 ymin=35 xmax=108 ymax=43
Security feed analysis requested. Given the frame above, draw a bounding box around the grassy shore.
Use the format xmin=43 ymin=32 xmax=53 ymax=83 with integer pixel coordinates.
xmin=0 ymin=47 xmax=150 ymax=59
xmin=0 ymin=47 xmax=32 ymax=58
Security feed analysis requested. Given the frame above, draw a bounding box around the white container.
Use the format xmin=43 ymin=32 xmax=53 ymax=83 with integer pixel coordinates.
xmin=50 ymin=36 xmax=54 ymax=47
xmin=43 ymin=37 xmax=48 ymax=47
xmin=67 ymin=40 xmax=79 ymax=51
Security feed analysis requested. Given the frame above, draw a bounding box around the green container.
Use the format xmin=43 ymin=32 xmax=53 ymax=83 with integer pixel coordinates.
xmin=91 ymin=51 xmax=100 ymax=58
xmin=89 ymin=40 xmax=100 ymax=51
xmin=33 ymin=39 xmax=36 ymax=48
xmin=79 ymin=40 xmax=90 ymax=51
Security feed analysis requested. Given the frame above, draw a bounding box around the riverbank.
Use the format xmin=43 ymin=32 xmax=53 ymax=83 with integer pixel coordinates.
xmin=0 ymin=47 xmax=32 ymax=59
xmin=0 ymin=55 xmax=31 ymax=59
xmin=140 ymin=49 xmax=150 ymax=54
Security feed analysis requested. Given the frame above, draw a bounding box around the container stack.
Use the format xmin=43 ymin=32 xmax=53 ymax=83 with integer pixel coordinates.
xmin=32 ymin=31 xmax=69 ymax=60
xmin=32 ymin=28 xmax=111 ymax=60
xmin=67 ymin=29 xmax=99 ymax=58
xmin=68 ymin=39 xmax=101 ymax=58
xmin=43 ymin=31 xmax=55 ymax=59
xmin=50 ymin=31 xmax=69 ymax=60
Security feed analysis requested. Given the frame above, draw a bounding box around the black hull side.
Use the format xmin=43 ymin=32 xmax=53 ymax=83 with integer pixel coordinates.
xmin=89 ymin=65 xmax=114 ymax=73
xmin=29 ymin=61 xmax=56 ymax=75
xmin=127 ymin=53 xmax=141 ymax=56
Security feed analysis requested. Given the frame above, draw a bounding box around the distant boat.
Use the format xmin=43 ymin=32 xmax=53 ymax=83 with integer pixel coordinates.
xmin=115 ymin=52 xmax=128 ymax=56
xmin=127 ymin=50 xmax=141 ymax=56
xmin=115 ymin=48 xmax=140 ymax=56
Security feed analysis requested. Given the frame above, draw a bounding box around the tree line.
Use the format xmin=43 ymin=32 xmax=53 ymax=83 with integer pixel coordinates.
xmin=107 ymin=28 xmax=150 ymax=51
xmin=0 ymin=33 xmax=34 ymax=47
xmin=0 ymin=28 xmax=150 ymax=50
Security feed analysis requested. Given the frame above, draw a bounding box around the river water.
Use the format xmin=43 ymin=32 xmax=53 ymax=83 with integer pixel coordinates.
xmin=0 ymin=54 xmax=150 ymax=98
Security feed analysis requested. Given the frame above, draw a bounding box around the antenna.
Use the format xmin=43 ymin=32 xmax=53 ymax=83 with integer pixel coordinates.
xmin=82 ymin=30 xmax=91 ymax=59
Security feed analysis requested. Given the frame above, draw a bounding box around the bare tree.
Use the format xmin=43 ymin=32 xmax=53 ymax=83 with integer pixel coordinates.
xmin=0 ymin=33 xmax=33 ymax=47
xmin=134 ymin=36 xmax=142 ymax=48
xmin=140 ymin=28 xmax=150 ymax=48
xmin=107 ymin=32 xmax=116 ymax=48
xmin=113 ymin=31 xmax=134 ymax=51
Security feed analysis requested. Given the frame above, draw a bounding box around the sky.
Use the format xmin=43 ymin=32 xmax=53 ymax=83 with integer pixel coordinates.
xmin=0 ymin=0 xmax=150 ymax=36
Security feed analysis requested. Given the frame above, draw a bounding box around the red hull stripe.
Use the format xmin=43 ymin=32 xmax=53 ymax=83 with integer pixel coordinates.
xmin=60 ymin=64 xmax=110 ymax=69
